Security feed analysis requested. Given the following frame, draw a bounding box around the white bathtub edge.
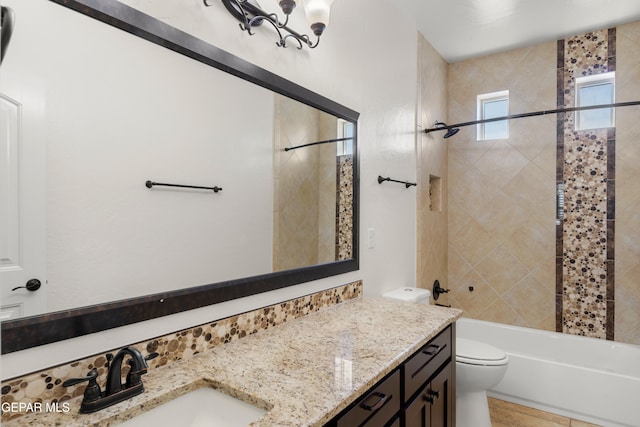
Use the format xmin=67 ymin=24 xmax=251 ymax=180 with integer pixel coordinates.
xmin=457 ymin=318 xmax=640 ymax=427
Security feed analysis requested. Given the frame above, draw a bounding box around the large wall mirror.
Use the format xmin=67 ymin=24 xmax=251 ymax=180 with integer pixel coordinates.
xmin=0 ymin=0 xmax=359 ymax=353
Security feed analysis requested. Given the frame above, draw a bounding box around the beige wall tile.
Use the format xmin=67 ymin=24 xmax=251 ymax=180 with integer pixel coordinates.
xmin=447 ymin=33 xmax=556 ymax=330
xmin=417 ymin=34 xmax=449 ymax=292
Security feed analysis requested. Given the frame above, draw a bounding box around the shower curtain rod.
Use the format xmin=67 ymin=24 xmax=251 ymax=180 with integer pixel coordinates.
xmin=424 ymin=100 xmax=640 ymax=134
xmin=284 ymin=136 xmax=353 ymax=151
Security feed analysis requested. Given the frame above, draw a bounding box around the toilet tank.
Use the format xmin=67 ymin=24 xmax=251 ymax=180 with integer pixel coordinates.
xmin=383 ymin=287 xmax=431 ymax=304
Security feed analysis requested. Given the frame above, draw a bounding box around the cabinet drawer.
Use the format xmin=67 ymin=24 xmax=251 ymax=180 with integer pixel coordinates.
xmin=337 ymin=370 xmax=400 ymax=427
xmin=403 ymin=326 xmax=452 ymax=401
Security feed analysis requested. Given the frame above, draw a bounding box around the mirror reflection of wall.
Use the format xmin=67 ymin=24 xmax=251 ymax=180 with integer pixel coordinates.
xmin=273 ymin=95 xmax=354 ymax=271
xmin=43 ymin=37 xmax=275 ymax=311
xmin=0 ymin=0 xmax=357 ymax=321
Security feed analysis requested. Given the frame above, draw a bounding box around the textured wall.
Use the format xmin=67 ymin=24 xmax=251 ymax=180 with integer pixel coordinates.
xmin=417 ymin=34 xmax=450 ymax=297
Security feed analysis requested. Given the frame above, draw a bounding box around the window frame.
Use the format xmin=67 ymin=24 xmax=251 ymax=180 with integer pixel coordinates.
xmin=575 ymin=71 xmax=615 ymax=131
xmin=337 ymin=118 xmax=354 ymax=156
xmin=477 ymin=90 xmax=509 ymax=141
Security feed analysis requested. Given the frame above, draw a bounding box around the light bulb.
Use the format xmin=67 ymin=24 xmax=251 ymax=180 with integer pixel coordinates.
xmin=302 ymin=0 xmax=334 ymax=36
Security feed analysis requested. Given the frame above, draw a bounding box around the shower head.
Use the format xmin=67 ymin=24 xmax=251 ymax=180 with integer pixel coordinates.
xmin=436 ymin=121 xmax=460 ymax=139
xmin=427 ymin=121 xmax=460 ymax=139
xmin=443 ymin=127 xmax=460 ymax=138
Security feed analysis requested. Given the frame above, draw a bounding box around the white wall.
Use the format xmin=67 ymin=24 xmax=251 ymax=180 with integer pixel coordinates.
xmin=42 ymin=11 xmax=275 ymax=309
xmin=1 ymin=0 xmax=419 ymax=378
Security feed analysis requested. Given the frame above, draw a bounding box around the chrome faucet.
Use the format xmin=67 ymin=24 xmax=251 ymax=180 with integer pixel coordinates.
xmin=63 ymin=347 xmax=157 ymax=413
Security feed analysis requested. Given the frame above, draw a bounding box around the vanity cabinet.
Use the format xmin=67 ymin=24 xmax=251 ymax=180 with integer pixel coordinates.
xmin=326 ymin=324 xmax=454 ymax=427
xmin=403 ymin=326 xmax=453 ymax=427
xmin=404 ymin=363 xmax=452 ymax=427
xmin=336 ymin=371 xmax=401 ymax=427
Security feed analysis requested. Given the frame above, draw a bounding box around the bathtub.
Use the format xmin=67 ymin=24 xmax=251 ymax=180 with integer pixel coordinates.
xmin=456 ymin=318 xmax=640 ymax=427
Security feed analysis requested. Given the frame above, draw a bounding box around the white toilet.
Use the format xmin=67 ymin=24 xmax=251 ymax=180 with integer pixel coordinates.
xmin=456 ymin=337 xmax=509 ymax=427
xmin=383 ymin=287 xmax=509 ymax=427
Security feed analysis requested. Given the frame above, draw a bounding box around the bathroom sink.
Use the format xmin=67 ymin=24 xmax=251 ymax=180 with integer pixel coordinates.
xmin=117 ymin=386 xmax=267 ymax=427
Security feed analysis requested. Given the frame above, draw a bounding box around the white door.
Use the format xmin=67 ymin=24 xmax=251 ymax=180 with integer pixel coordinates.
xmin=0 ymin=0 xmax=47 ymax=319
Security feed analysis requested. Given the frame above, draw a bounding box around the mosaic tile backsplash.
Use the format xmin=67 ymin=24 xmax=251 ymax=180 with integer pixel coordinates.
xmin=0 ymin=281 xmax=362 ymax=422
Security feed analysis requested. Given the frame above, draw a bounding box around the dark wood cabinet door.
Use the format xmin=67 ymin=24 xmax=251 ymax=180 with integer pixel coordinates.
xmin=429 ymin=364 xmax=453 ymax=427
xmin=405 ymin=390 xmax=432 ymax=427
xmin=404 ymin=362 xmax=452 ymax=427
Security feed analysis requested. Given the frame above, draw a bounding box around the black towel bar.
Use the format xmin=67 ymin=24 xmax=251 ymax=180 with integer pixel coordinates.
xmin=145 ymin=180 xmax=222 ymax=193
xmin=377 ymin=175 xmax=416 ymax=188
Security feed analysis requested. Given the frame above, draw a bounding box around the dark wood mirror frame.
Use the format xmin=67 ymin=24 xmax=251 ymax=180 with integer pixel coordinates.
xmin=1 ymin=0 xmax=359 ymax=354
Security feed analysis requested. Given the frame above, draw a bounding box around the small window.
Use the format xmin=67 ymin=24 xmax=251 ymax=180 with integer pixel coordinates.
xmin=575 ymin=72 xmax=615 ymax=130
xmin=337 ymin=119 xmax=354 ymax=156
xmin=477 ymin=90 xmax=509 ymax=140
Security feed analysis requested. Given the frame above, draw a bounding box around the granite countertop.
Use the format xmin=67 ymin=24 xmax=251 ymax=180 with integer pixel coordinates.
xmin=6 ymin=296 xmax=461 ymax=427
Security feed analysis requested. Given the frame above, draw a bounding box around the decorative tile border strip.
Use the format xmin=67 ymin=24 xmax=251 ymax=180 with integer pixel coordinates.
xmin=1 ymin=281 xmax=362 ymax=422
xmin=557 ymin=29 xmax=615 ymax=339
xmin=337 ymin=155 xmax=354 ymax=260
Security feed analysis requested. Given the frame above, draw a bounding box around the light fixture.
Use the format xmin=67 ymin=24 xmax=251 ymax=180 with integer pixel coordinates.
xmin=203 ymin=0 xmax=334 ymax=49
xmin=1 ymin=6 xmax=16 ymax=65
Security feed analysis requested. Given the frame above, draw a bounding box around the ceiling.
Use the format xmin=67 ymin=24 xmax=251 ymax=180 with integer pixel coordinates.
xmin=400 ymin=0 xmax=640 ymax=63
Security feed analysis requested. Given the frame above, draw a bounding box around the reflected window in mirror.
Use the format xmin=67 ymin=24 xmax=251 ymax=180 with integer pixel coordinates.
xmin=337 ymin=119 xmax=354 ymax=156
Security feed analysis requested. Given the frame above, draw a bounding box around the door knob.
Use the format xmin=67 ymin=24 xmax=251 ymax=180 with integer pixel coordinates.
xmin=11 ymin=279 xmax=42 ymax=292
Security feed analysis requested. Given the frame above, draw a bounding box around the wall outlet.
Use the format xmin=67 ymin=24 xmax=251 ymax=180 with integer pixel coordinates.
xmin=367 ymin=228 xmax=375 ymax=249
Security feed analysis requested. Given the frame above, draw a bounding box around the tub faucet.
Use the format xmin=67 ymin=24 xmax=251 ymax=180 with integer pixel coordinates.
xmin=62 ymin=346 xmax=157 ymax=413
xmin=432 ymin=280 xmax=450 ymax=300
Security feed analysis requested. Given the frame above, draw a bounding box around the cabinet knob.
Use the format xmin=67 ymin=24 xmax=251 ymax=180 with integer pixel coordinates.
xmin=423 ymin=389 xmax=439 ymax=404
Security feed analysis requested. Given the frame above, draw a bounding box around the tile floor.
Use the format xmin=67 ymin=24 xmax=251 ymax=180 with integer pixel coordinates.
xmin=488 ymin=398 xmax=602 ymax=427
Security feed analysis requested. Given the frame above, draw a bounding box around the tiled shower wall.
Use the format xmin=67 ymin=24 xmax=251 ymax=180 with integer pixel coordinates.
xmin=447 ymin=21 xmax=640 ymax=344
xmin=273 ymin=95 xmax=338 ymax=270
xmin=447 ymin=42 xmax=557 ymax=330
xmin=416 ymin=34 xmax=449 ymax=294
xmin=614 ymin=22 xmax=640 ymax=344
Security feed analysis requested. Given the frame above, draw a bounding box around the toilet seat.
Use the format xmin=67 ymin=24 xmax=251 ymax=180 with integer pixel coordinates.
xmin=456 ymin=338 xmax=509 ymax=366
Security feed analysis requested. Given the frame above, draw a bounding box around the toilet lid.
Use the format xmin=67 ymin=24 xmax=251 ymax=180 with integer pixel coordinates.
xmin=456 ymin=338 xmax=509 ymax=366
